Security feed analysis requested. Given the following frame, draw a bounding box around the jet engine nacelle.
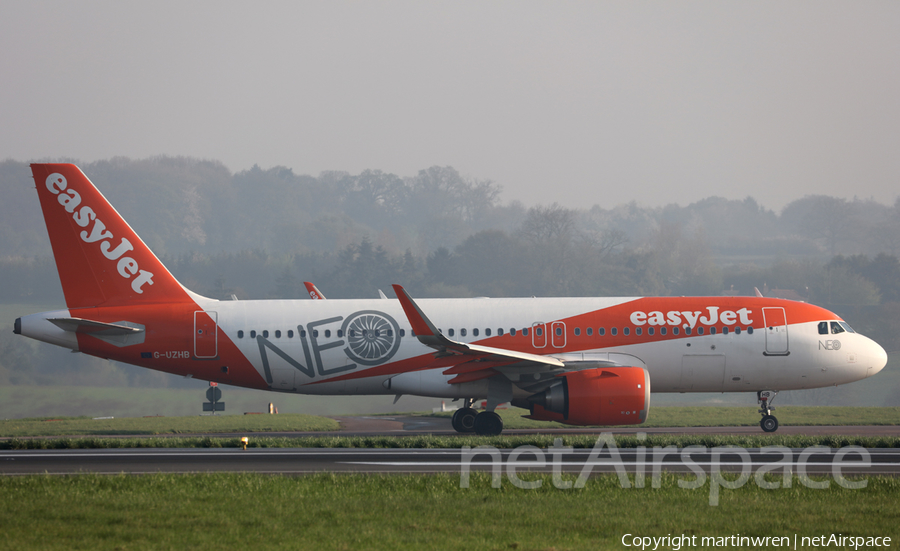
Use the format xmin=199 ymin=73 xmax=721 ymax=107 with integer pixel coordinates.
xmin=526 ymin=366 xmax=650 ymax=426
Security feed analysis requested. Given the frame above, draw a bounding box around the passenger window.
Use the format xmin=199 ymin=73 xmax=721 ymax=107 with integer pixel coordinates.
xmin=387 ymin=330 xmax=393 ymax=337
xmin=536 ymin=327 xmax=543 ymax=336
xmin=473 ymin=328 xmax=479 ymax=337
xmin=587 ymin=327 xmax=593 ymax=336
xmin=599 ymin=328 xmax=605 ymax=336
xmin=574 ymin=327 xmax=581 ymax=336
xmin=722 ymin=327 xmax=728 ymax=335
xmin=523 ymin=328 xmax=529 ymax=336
xmin=684 ymin=327 xmax=691 ymax=335
xmin=510 ymin=328 xmax=516 ymax=336
xmin=709 ymin=327 xmax=716 ymax=335
xmin=648 ymin=327 xmax=654 ymax=336
xmin=301 ymin=330 xmax=307 ymax=338
xmin=288 ymin=330 xmax=294 ymax=338
xmin=400 ymin=329 xmax=406 ymax=337
xmin=623 ymin=327 xmax=630 ymax=336
xmin=735 ymin=327 xmax=742 ymax=335
xmin=497 ymin=328 xmax=503 ymax=336
xmin=611 ymin=327 xmax=618 ymax=336
xmin=250 ymin=330 xmax=256 ymax=338
xmin=555 ymin=327 xmax=562 ymax=336
xmin=818 ymin=322 xmax=829 ymax=335
xmin=461 ymin=328 xmax=467 ymax=337
xmin=635 ymin=327 xmax=642 ymax=336
xmin=275 ymin=330 xmax=281 ymax=338
xmin=324 ymin=330 xmax=331 ymax=338
xmin=697 ymin=327 xmax=703 ymax=335
xmin=262 ymin=330 xmax=269 ymax=338
xmin=237 ymin=330 xmax=244 ymax=339
xmin=660 ymin=327 xmax=667 ymax=335
xmin=313 ymin=330 xmax=319 ymax=338
xmin=338 ymin=329 xmax=344 ymax=338
xmin=484 ymin=328 xmax=490 ymax=336
xmin=672 ymin=327 xmax=679 ymax=335
xmin=747 ymin=327 xmax=754 ymax=335
xmin=831 ymin=321 xmax=845 ymax=334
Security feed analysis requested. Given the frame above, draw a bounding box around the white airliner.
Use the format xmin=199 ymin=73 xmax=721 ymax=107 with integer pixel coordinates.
xmin=15 ymin=164 xmax=888 ymax=435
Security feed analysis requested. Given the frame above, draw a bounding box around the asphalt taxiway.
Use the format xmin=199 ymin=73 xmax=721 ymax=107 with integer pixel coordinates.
xmin=0 ymin=446 xmax=890 ymax=476
xmin=2 ymin=415 xmax=899 ymax=476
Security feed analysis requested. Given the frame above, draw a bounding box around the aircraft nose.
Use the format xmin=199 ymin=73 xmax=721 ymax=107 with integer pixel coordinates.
xmin=866 ymin=339 xmax=888 ymax=378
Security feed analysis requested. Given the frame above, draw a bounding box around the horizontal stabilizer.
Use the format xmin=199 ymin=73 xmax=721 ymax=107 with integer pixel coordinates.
xmin=48 ymin=317 xmax=144 ymax=336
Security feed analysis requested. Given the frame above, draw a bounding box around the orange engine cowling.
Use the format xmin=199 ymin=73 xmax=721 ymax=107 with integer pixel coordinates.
xmin=526 ymin=366 xmax=650 ymax=426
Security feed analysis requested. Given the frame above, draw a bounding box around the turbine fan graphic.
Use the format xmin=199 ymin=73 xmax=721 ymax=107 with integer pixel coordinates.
xmin=342 ymin=311 xmax=401 ymax=366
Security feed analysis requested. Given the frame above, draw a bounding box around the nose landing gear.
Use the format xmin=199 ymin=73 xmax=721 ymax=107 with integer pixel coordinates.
xmin=758 ymin=390 xmax=779 ymax=432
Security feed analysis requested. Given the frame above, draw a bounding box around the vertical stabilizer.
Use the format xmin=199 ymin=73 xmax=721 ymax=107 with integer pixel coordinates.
xmin=31 ymin=164 xmax=193 ymax=308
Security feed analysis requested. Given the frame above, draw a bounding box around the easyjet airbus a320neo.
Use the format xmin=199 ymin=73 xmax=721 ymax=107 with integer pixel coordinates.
xmin=15 ymin=164 xmax=889 ymax=435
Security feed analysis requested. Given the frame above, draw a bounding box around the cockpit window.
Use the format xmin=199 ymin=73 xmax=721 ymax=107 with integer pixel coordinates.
xmin=830 ymin=321 xmax=845 ymax=334
xmin=818 ymin=322 xmax=828 ymax=335
xmin=838 ymin=321 xmax=856 ymax=334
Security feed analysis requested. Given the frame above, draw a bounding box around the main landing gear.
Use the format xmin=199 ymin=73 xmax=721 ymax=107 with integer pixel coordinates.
xmin=758 ymin=390 xmax=779 ymax=433
xmin=451 ymin=399 xmax=504 ymax=436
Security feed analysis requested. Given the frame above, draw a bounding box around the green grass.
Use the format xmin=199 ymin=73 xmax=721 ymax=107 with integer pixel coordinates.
xmin=0 ymin=384 xmax=441 ymax=419
xmin=0 ymin=473 xmax=896 ymax=550
xmin=433 ymin=406 xmax=900 ymax=429
xmin=16 ymin=403 xmax=891 ymax=439
xmin=0 ymin=413 xmax=338 ymax=437
xmin=5 ymin=433 xmax=900 ymax=450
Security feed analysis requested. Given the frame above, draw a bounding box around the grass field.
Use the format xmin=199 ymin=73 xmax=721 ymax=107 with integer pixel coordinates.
xmin=0 ymin=384 xmax=442 ymax=419
xmin=1 ymin=405 xmax=897 ymax=442
xmin=0 ymin=413 xmax=338 ymax=437
xmin=5 ymin=433 xmax=900 ymax=451
xmin=0 ymin=473 xmax=896 ymax=550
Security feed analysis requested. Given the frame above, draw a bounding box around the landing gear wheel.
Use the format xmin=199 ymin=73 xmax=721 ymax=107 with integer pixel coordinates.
xmin=473 ymin=411 xmax=504 ymax=436
xmin=760 ymin=415 xmax=779 ymax=433
xmin=451 ymin=407 xmax=477 ymax=433
xmin=757 ymin=390 xmax=780 ymax=433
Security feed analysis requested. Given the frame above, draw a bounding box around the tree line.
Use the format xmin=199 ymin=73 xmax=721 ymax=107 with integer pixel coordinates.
xmin=1 ymin=156 xmax=898 ymax=400
xmin=2 ymin=157 xmax=899 ymax=261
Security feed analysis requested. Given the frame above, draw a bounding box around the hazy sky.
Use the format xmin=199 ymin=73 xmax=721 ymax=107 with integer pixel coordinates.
xmin=2 ymin=1 xmax=898 ymax=211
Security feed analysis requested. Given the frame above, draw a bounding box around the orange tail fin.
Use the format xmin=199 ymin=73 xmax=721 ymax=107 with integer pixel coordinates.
xmin=31 ymin=164 xmax=193 ymax=308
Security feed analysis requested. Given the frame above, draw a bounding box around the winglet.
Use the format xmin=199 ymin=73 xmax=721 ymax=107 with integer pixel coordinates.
xmin=391 ymin=284 xmax=447 ymax=347
xmin=391 ymin=284 xmax=567 ymax=369
xmin=304 ymin=282 xmax=326 ymax=300
xmin=754 ymin=287 xmax=764 ymax=298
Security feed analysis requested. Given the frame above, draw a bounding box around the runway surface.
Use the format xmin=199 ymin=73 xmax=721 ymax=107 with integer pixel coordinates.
xmin=0 ymin=446 xmax=889 ymax=475
xmin=2 ymin=416 xmax=898 ymax=476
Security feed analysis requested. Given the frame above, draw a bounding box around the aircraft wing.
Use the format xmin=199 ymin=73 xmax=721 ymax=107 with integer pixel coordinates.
xmin=392 ymin=284 xmax=565 ymax=383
